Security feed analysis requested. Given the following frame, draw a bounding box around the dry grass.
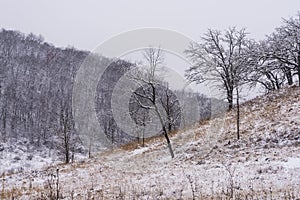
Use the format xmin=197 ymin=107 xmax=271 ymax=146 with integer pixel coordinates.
xmin=119 ymin=127 xmax=186 ymax=152
xmin=3 ymin=86 xmax=300 ymax=199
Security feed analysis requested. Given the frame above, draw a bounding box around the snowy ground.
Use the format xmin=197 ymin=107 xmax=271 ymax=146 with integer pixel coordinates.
xmin=0 ymin=140 xmax=60 ymax=175
xmin=1 ymin=86 xmax=300 ymax=199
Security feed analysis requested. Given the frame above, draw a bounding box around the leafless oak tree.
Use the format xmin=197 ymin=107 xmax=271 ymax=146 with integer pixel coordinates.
xmin=185 ymin=27 xmax=249 ymax=111
xmin=185 ymin=27 xmax=250 ymax=139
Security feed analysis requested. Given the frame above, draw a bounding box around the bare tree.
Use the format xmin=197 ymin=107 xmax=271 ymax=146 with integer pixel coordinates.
xmin=244 ymin=40 xmax=287 ymax=92
xmin=129 ymin=47 xmax=177 ymax=158
xmin=159 ymin=82 xmax=181 ymax=133
xmin=248 ymin=13 xmax=300 ymax=88
xmin=59 ymin=103 xmax=73 ymax=163
xmin=186 ymin=27 xmax=250 ymax=139
xmin=244 ymin=13 xmax=300 ymax=92
xmin=261 ymin=12 xmax=300 ymax=86
xmin=185 ymin=27 xmax=249 ymax=111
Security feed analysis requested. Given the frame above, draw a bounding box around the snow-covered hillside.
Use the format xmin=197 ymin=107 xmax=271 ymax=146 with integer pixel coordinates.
xmin=2 ymin=86 xmax=300 ymax=199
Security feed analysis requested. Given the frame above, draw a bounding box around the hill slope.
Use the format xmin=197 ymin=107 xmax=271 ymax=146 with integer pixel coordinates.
xmin=2 ymin=86 xmax=300 ymax=199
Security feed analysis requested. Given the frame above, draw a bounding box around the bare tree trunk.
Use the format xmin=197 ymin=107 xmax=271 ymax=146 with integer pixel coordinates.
xmin=142 ymin=128 xmax=145 ymax=147
xmin=298 ymin=67 xmax=300 ymax=87
xmin=2 ymin=110 xmax=6 ymax=142
xmin=227 ymin=90 xmax=233 ymax=110
xmin=297 ymin=63 xmax=300 ymax=86
xmin=63 ymin=124 xmax=70 ymax=164
xmin=154 ymin=104 xmax=174 ymax=158
xmin=284 ymin=67 xmax=293 ymax=85
xmin=71 ymin=146 xmax=75 ymax=163
xmin=56 ymin=169 xmax=59 ymax=200
xmin=167 ymin=142 xmax=174 ymax=158
xmin=88 ymin=139 xmax=92 ymax=159
xmin=236 ymin=86 xmax=240 ymax=140
xmin=298 ymin=52 xmax=300 ymax=86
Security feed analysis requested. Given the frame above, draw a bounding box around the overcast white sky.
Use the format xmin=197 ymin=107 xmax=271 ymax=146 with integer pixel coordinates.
xmin=1 ymin=0 xmax=299 ymax=99
xmin=1 ymin=0 xmax=299 ymax=51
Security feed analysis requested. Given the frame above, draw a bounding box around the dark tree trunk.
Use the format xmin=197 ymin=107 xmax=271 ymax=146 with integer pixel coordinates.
xmin=64 ymin=132 xmax=69 ymax=163
xmin=142 ymin=130 xmax=145 ymax=147
xmin=154 ymin=104 xmax=174 ymax=158
xmin=2 ymin=110 xmax=6 ymax=142
xmin=298 ymin=68 xmax=300 ymax=87
xmin=160 ymin=115 xmax=174 ymax=158
xmin=56 ymin=168 xmax=59 ymax=200
xmin=284 ymin=67 xmax=293 ymax=85
xmin=236 ymin=86 xmax=240 ymax=140
xmin=227 ymin=89 xmax=233 ymax=110
xmin=163 ymin=129 xmax=174 ymax=158
xmin=297 ymin=49 xmax=300 ymax=86
xmin=297 ymin=62 xmax=300 ymax=87
xmin=88 ymin=140 xmax=92 ymax=159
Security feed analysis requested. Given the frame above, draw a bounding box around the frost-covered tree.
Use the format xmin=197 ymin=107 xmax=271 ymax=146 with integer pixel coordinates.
xmin=244 ymin=40 xmax=287 ymax=92
xmin=265 ymin=12 xmax=300 ymax=86
xmin=129 ymin=47 xmax=180 ymax=158
xmin=185 ymin=27 xmax=249 ymax=111
xmin=245 ymin=12 xmax=300 ymax=92
xmin=0 ymin=29 xmax=89 ymax=160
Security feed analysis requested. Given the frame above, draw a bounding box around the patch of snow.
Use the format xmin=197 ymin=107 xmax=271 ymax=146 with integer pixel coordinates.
xmin=284 ymin=157 xmax=300 ymax=169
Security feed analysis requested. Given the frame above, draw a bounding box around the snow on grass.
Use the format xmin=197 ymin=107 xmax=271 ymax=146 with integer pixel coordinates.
xmin=283 ymin=157 xmax=300 ymax=169
xmin=1 ymin=86 xmax=300 ymax=199
xmin=0 ymin=140 xmax=59 ymax=175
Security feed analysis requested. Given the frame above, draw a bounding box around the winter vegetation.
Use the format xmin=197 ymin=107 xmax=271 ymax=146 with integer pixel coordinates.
xmin=1 ymin=83 xmax=300 ymax=199
xmin=0 ymin=29 xmax=217 ymax=167
xmin=0 ymin=10 xmax=300 ymax=200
